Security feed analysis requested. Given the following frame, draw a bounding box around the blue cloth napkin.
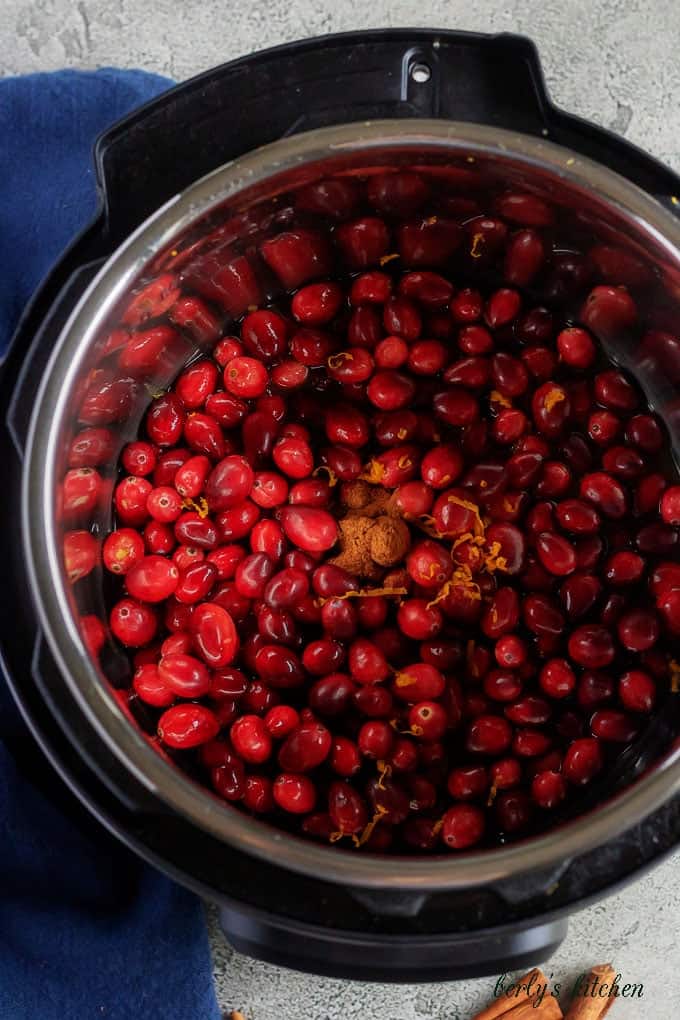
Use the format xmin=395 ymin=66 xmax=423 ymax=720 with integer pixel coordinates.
xmin=0 ymin=69 xmax=222 ymax=1020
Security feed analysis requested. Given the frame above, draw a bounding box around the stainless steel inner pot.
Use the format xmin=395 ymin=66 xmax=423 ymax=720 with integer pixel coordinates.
xmin=22 ymin=120 xmax=680 ymax=890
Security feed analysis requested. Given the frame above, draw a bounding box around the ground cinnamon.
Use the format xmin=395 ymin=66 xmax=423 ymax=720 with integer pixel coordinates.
xmin=563 ymin=965 xmax=618 ymax=1019
xmin=329 ymin=481 xmax=411 ymax=578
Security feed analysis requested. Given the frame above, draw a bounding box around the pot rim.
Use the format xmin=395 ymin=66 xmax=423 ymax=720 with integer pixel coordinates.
xmin=23 ymin=119 xmax=680 ymax=890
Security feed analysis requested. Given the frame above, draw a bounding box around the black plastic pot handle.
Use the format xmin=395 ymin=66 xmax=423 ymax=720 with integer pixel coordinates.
xmin=94 ymin=29 xmax=555 ymax=243
xmin=95 ymin=27 xmax=680 ymax=245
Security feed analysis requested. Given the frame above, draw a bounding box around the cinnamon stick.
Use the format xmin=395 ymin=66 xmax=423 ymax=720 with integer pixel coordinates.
xmin=471 ymin=968 xmax=563 ymax=1020
xmin=564 ymin=964 xmax=618 ymax=1018
xmin=503 ymin=998 xmax=563 ymax=1019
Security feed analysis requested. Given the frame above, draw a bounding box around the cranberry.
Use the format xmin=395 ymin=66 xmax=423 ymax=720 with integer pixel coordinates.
xmin=466 ymin=715 xmax=512 ymax=755
xmin=358 ymin=720 xmax=394 ymax=759
xmin=230 ymin=715 xmax=272 ymax=764
xmin=532 ymin=771 xmax=566 ymax=810
xmin=273 ymin=773 xmax=316 ymax=813
xmin=495 ymin=789 xmax=533 ymax=834
xmin=557 ymin=326 xmax=596 ymax=369
xmin=441 ymin=804 xmax=485 ymax=849
xmin=539 ymin=658 xmax=576 ymax=700
xmin=157 ymin=703 xmax=219 ymax=749
xmin=617 ymin=609 xmax=659 ymax=651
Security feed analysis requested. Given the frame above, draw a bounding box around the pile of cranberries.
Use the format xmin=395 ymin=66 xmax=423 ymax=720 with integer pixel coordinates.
xmin=62 ymin=165 xmax=680 ymax=853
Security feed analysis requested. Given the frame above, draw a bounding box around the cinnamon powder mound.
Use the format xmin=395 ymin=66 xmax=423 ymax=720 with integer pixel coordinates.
xmin=329 ymin=481 xmax=411 ymax=578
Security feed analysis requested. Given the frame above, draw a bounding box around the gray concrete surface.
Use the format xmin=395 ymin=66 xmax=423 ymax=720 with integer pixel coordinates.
xmin=2 ymin=0 xmax=679 ymax=1016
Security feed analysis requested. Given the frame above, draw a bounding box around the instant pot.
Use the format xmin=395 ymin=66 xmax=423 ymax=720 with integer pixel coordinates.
xmin=3 ymin=29 xmax=680 ymax=982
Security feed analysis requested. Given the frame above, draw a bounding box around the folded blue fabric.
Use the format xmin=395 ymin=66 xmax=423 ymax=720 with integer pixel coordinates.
xmin=0 ymin=69 xmax=221 ymax=1020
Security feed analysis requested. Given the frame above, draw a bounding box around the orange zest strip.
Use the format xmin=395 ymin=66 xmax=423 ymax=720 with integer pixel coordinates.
xmin=671 ymin=659 xmax=680 ymax=693
xmin=316 ymin=586 xmax=408 ymax=607
xmin=426 ymin=565 xmax=481 ymax=608
xmin=312 ymin=465 xmax=338 ymax=486
xmin=483 ymin=540 xmax=509 ymax=574
xmin=359 ymin=459 xmax=385 ymax=484
xmin=181 ymin=496 xmax=209 ymax=518
xmin=328 ymin=351 xmax=353 ymax=370
xmin=487 ymin=782 xmax=498 ymax=807
xmin=470 ymin=232 xmax=484 ymax=259
xmin=490 ymin=389 xmax=512 ymax=408
xmin=394 ymin=670 xmax=415 ymax=688
xmin=544 ymin=387 xmax=566 ymax=412
xmin=397 ymin=455 xmax=413 ymax=470
xmin=430 ymin=818 xmax=444 ymax=838
xmin=352 ymin=804 xmax=389 ymax=847
xmin=379 ymin=252 xmax=400 ymax=266
xmin=446 ymin=493 xmax=485 ymax=537
xmin=376 ymin=760 xmax=392 ymax=790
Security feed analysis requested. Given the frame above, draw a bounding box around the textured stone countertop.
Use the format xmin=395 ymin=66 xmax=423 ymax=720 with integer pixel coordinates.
xmin=3 ymin=1 xmax=679 ymax=1016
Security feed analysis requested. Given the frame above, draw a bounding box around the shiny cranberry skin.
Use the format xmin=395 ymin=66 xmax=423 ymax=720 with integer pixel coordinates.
xmin=396 ymin=600 xmax=442 ymax=641
xmin=617 ymin=609 xmax=659 ymax=651
xmin=348 ymin=638 xmax=390 ymax=685
xmin=581 ymin=285 xmax=637 ymax=338
xmin=660 ymin=484 xmax=680 ymax=525
xmin=591 ymin=709 xmax=638 ymax=743
xmin=277 ymin=719 xmax=332 ymax=772
xmin=174 ymin=560 xmax=218 ymax=604
xmin=125 ymin=555 xmax=179 ymax=603
xmin=336 ymin=217 xmax=389 ymax=269
xmin=329 ymin=737 xmax=361 ymax=778
xmin=365 ymin=370 xmax=414 ymax=412
xmin=260 ymin=227 xmax=332 ymax=288
xmin=190 ymin=602 xmax=238 ymax=667
xmin=495 ymin=789 xmax=533 ymax=834
xmin=263 ymin=705 xmax=300 ymax=740
xmin=234 ymin=553 xmax=275 ymax=600
xmin=580 ymin=471 xmax=628 ymax=519
xmin=158 ymin=703 xmax=219 ymax=749
xmin=466 ymin=715 xmax=512 ymax=755
xmin=619 ymin=670 xmax=656 ymax=713
xmin=273 ymin=773 xmax=316 ymax=813
xmin=103 ymin=528 xmax=145 ymax=576
xmin=523 ymin=595 xmax=565 ymax=638
xmin=202 ymin=455 xmax=253 ymax=513
xmin=555 ymin=499 xmax=600 ymax=535
xmin=556 ymin=326 xmax=596 ymax=368
xmin=358 ymin=720 xmax=394 ymax=759
xmin=441 ymin=804 xmax=484 ymax=849
xmin=307 ymin=673 xmax=355 ymax=718
xmin=587 ymin=410 xmax=620 ymax=447
xmin=300 ymin=639 xmax=344 ymax=677
xmin=539 ymin=658 xmax=576 ymax=699
xmin=433 ymin=388 xmax=479 ymax=427
xmin=484 ymin=669 xmax=522 ymax=703
xmin=531 ymin=381 xmax=570 ymax=437
xmin=133 ymin=664 xmax=174 ymax=707
xmin=488 ymin=758 xmax=520 ymax=791
xmin=505 ymin=696 xmax=552 ymax=727
xmin=532 ymin=771 xmax=566 ymax=810
xmin=515 ymin=726 xmax=554 ymax=758
xmin=535 ymin=532 xmax=577 ymax=577
xmin=120 ymin=440 xmax=156 ymax=476
xmin=262 ymin=568 xmax=309 ymax=609
xmin=568 ymin=624 xmax=615 ymax=668
xmin=481 ymin=588 xmax=520 ymax=639
xmin=230 ymin=714 xmax=272 ymax=764
xmin=447 ymin=765 xmax=488 ymax=801
xmin=328 ymin=781 xmax=368 ymax=836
